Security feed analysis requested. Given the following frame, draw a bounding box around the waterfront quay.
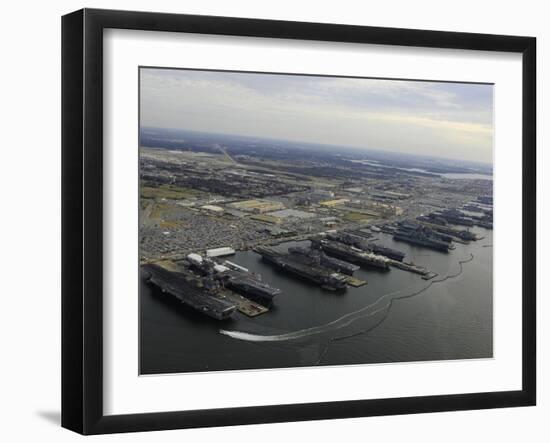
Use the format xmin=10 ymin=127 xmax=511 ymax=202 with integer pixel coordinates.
xmin=139 ymin=146 xmax=492 ymax=321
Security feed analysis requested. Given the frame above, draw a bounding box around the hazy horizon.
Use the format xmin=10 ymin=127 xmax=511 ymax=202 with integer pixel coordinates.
xmin=141 ymin=125 xmax=493 ymax=169
xmin=140 ymin=68 xmax=494 ymax=164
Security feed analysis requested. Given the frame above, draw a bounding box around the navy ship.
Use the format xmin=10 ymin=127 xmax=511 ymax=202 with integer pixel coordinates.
xmin=141 ymin=264 xmax=237 ymax=320
xmin=393 ymin=223 xmax=450 ymax=252
xmin=432 ymin=230 xmax=454 ymax=243
xmin=218 ymin=270 xmax=281 ymax=307
xmin=186 ymin=253 xmax=281 ymax=307
xmin=288 ymin=246 xmax=359 ymax=275
xmin=254 ymin=246 xmax=348 ymax=291
xmin=378 ymin=224 xmax=397 ymax=234
xmin=326 ymin=231 xmax=365 ymax=248
xmin=312 ymin=239 xmax=390 ymax=270
xmin=417 ymin=215 xmax=479 ymax=241
xmin=436 ymin=208 xmax=475 ymax=227
xmin=475 ymin=219 xmax=493 ymax=229
xmin=343 ymin=229 xmax=373 ymax=240
xmin=468 ymin=211 xmax=493 ymax=230
xmin=365 ymin=243 xmax=406 ymax=261
xmin=462 ymin=204 xmax=485 ymax=213
xmin=417 ymin=214 xmax=449 ymax=226
xmin=477 ymin=195 xmax=493 ymax=205
xmin=431 ymin=223 xmax=477 ymax=241
xmin=326 ymin=230 xmax=406 ymax=262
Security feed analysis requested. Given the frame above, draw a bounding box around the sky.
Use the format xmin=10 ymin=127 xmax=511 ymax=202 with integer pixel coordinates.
xmin=140 ymin=68 xmax=494 ymax=164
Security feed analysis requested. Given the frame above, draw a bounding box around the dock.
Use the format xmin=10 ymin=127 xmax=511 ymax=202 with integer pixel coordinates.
xmin=346 ymin=276 xmax=368 ymax=287
xmin=217 ymin=289 xmax=269 ymax=317
xmin=388 ymin=259 xmax=437 ymax=280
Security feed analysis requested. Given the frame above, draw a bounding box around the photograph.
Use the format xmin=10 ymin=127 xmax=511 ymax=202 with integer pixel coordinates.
xmin=138 ymin=67 xmax=494 ymax=375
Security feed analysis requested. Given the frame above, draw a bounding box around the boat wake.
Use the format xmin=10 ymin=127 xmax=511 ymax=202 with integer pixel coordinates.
xmin=219 ymin=254 xmax=474 ymax=343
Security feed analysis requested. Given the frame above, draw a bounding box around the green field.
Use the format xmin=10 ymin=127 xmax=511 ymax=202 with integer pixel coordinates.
xmin=343 ymin=211 xmax=374 ymax=222
xmin=140 ymin=184 xmax=198 ymax=200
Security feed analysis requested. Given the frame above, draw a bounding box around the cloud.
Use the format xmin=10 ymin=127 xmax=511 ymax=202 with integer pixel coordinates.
xmin=140 ymin=68 xmax=493 ymax=163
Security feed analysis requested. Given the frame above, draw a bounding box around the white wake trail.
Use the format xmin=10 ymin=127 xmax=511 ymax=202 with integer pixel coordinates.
xmin=219 ymin=285 xmax=421 ymax=342
xmin=219 ymin=254 xmax=475 ymax=343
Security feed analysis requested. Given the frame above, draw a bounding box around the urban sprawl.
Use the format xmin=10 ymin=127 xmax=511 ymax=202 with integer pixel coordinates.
xmin=140 ymin=139 xmax=493 ymax=321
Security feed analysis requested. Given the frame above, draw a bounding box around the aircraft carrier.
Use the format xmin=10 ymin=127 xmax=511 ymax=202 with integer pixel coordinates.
xmin=416 ymin=214 xmax=449 ymax=226
xmin=312 ymin=239 xmax=391 ymax=270
xmin=417 ymin=216 xmax=478 ymax=242
xmin=218 ymin=269 xmax=281 ymax=307
xmin=463 ymin=203 xmax=490 ymax=213
xmin=186 ymin=253 xmax=281 ymax=307
xmin=343 ymin=229 xmax=373 ymax=240
xmin=364 ymin=243 xmax=406 ymax=261
xmin=326 ymin=231 xmax=365 ymax=248
xmin=254 ymin=246 xmax=348 ymax=291
xmin=141 ymin=263 xmax=237 ymax=320
xmin=393 ymin=223 xmax=451 ymax=252
xmin=475 ymin=219 xmax=493 ymax=229
xmin=326 ymin=230 xmax=405 ymax=261
xmin=464 ymin=208 xmax=493 ymax=230
xmin=436 ymin=208 xmax=475 ymax=227
xmin=287 ymin=246 xmax=360 ymax=275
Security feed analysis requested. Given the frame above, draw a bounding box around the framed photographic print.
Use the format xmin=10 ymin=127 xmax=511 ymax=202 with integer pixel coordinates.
xmin=61 ymin=8 xmax=536 ymax=434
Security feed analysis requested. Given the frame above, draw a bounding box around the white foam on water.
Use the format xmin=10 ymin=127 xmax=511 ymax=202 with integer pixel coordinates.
xmin=219 ymin=254 xmax=474 ymax=343
xmin=219 ymin=285 xmax=423 ymax=342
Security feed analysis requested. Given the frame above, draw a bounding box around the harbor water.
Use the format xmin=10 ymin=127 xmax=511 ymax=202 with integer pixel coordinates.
xmin=140 ymin=228 xmax=493 ymax=374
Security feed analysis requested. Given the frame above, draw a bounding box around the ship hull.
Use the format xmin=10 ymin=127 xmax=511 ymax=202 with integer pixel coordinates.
xmin=315 ymin=241 xmax=390 ymax=270
xmin=368 ymin=244 xmax=406 ymax=262
xmin=225 ymin=280 xmax=278 ymax=307
xmin=393 ymin=233 xmax=449 ymax=252
xmin=142 ymin=264 xmax=237 ymax=320
xmin=256 ymin=248 xmax=347 ymax=291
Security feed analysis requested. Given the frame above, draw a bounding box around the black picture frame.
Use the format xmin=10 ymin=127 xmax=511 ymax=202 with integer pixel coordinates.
xmin=62 ymin=8 xmax=536 ymax=435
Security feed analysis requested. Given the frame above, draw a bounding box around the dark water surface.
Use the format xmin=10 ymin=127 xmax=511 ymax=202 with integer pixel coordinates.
xmin=140 ymin=228 xmax=493 ymax=374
